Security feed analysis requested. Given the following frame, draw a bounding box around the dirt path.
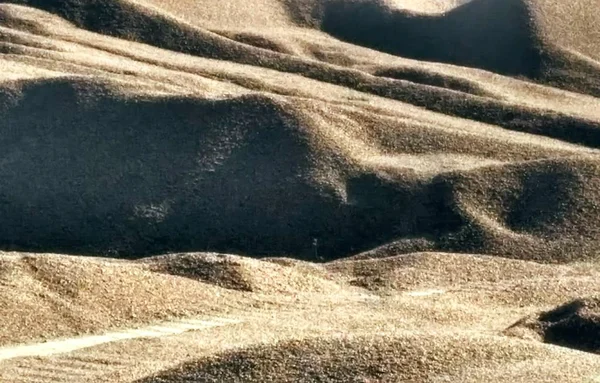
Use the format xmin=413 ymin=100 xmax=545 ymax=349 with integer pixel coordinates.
xmin=0 ymin=317 xmax=242 ymax=363
xmin=0 ymin=289 xmax=440 ymax=363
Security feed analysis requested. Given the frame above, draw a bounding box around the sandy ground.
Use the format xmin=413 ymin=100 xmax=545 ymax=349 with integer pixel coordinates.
xmin=1 ymin=252 xmax=600 ymax=382
xmin=0 ymin=0 xmax=600 ymax=381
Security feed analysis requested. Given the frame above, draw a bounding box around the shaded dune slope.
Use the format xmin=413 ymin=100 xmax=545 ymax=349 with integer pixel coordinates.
xmin=2 ymin=76 xmax=600 ymax=259
xmin=0 ymin=1 xmax=599 ymax=260
xmin=322 ymin=0 xmax=542 ymax=78
xmin=320 ymin=0 xmax=600 ymax=96
xmin=3 ymin=1 xmax=600 ymax=150
xmin=0 ymin=78 xmax=349 ymax=257
xmin=506 ymin=297 xmax=600 ymax=354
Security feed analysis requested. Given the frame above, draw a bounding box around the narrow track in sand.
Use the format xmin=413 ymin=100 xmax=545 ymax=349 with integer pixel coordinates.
xmin=0 ymin=317 xmax=243 ymax=382
xmin=0 ymin=289 xmax=445 ymax=382
xmin=0 ymin=317 xmax=243 ymax=362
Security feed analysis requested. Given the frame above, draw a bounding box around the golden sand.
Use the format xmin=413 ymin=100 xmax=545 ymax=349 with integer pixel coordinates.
xmin=0 ymin=0 xmax=599 ymax=381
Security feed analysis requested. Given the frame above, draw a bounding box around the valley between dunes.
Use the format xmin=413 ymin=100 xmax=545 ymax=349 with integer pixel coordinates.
xmin=1 ymin=0 xmax=600 ymax=381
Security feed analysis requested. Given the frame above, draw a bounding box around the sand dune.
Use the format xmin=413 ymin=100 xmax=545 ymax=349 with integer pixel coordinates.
xmin=322 ymin=0 xmax=600 ymax=96
xmin=0 ymin=251 xmax=248 ymax=346
xmin=1 ymin=0 xmax=600 ymax=381
xmin=145 ymin=252 xmax=343 ymax=293
xmin=2 ymin=251 xmax=600 ymax=382
xmin=139 ymin=333 xmax=600 ymax=382
xmin=1 ymin=1 xmax=600 ymax=259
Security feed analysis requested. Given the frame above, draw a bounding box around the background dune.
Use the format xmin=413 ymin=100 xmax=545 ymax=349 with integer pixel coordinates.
xmin=0 ymin=0 xmax=600 ymax=381
xmin=1 ymin=0 xmax=600 ymax=260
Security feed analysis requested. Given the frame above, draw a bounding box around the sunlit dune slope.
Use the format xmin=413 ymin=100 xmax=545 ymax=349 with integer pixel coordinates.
xmin=0 ymin=251 xmax=242 ymax=345
xmin=2 ymin=250 xmax=600 ymax=383
xmin=138 ymin=332 xmax=600 ymax=383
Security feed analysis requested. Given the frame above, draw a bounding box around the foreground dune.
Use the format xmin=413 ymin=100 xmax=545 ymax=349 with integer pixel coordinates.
xmin=1 ymin=251 xmax=600 ymax=382
xmin=1 ymin=0 xmax=600 ymax=381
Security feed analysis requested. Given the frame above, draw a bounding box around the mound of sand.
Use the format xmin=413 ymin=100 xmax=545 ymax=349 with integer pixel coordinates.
xmin=144 ymin=252 xmax=343 ymax=293
xmin=0 ymin=251 xmax=244 ymax=345
xmin=506 ymin=297 xmax=600 ymax=354
xmin=322 ymin=0 xmax=541 ymax=76
xmin=326 ymin=252 xmax=572 ymax=290
xmin=0 ymin=250 xmax=354 ymax=346
xmin=138 ymin=332 xmax=600 ymax=382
